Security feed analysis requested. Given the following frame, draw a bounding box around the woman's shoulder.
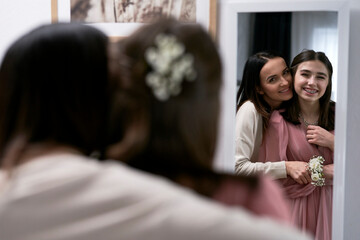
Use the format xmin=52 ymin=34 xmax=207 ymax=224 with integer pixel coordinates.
xmin=239 ymin=101 xmax=257 ymax=112
xmin=212 ymin=175 xmax=291 ymax=223
xmin=237 ymin=101 xmax=260 ymax=118
xmin=212 ymin=176 xmax=255 ymax=207
xmin=236 ymin=101 xmax=262 ymax=129
xmin=250 ymin=174 xmax=292 ymax=223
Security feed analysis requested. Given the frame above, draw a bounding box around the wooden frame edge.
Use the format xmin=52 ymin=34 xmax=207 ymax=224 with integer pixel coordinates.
xmin=51 ymin=0 xmax=58 ymax=23
xmin=209 ymin=0 xmax=217 ymax=40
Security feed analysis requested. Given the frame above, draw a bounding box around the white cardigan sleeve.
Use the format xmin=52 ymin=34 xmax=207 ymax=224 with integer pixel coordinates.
xmin=234 ymin=101 xmax=286 ymax=179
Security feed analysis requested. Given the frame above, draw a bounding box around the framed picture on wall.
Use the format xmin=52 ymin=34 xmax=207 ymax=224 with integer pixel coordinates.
xmin=51 ymin=0 xmax=217 ymax=40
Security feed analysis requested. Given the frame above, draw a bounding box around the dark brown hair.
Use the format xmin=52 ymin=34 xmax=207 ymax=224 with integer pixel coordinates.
xmin=282 ymin=50 xmax=335 ymax=130
xmin=0 ymin=23 xmax=110 ymax=168
xmin=236 ymin=51 xmax=289 ymax=130
xmin=108 ymin=18 xmax=257 ymax=197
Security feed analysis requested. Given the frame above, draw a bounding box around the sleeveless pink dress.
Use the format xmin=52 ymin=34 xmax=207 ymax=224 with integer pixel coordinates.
xmin=258 ymin=110 xmax=333 ymax=240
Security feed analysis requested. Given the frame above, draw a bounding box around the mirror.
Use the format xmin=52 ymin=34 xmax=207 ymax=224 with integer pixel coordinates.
xmin=236 ymin=11 xmax=338 ymax=100
xmin=216 ymin=0 xmax=352 ymax=238
xmin=233 ymin=10 xmax=338 ymax=237
xmin=215 ymin=0 xmax=347 ymax=176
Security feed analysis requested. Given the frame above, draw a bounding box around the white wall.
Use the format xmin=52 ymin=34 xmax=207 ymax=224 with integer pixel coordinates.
xmin=0 ymin=0 xmax=52 ymax=63
xmin=332 ymin=1 xmax=360 ymax=239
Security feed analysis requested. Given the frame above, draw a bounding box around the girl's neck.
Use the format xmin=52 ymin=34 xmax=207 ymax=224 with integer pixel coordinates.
xmin=298 ymin=98 xmax=320 ymax=119
xmin=299 ymin=99 xmax=320 ymax=117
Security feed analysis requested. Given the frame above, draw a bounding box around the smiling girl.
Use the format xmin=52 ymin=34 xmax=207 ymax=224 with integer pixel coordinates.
xmin=258 ymin=50 xmax=335 ymax=239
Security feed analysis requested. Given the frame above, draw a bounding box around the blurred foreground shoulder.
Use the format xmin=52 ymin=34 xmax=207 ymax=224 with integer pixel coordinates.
xmin=0 ymin=153 xmax=311 ymax=240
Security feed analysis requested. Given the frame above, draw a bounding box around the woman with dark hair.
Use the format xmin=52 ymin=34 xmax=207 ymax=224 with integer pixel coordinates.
xmin=0 ymin=23 xmax=110 ymax=169
xmin=107 ymin=19 xmax=295 ymax=225
xmin=0 ymin=23 xmax=310 ymax=240
xmin=258 ymin=50 xmax=335 ymax=239
xmin=235 ymin=51 xmax=307 ymax=180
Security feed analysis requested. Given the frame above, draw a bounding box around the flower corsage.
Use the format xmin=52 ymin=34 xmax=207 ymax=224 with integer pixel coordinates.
xmin=307 ymin=155 xmax=326 ymax=187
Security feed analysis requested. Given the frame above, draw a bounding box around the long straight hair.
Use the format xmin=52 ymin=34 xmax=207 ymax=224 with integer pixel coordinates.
xmin=282 ymin=50 xmax=335 ymax=130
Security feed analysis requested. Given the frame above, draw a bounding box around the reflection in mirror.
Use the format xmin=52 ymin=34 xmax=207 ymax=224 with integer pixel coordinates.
xmin=234 ymin=11 xmax=337 ymax=239
xmin=237 ymin=11 xmax=338 ymax=100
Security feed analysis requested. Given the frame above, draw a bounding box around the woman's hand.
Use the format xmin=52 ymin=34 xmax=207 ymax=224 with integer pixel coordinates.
xmin=323 ymin=164 xmax=334 ymax=180
xmin=285 ymin=161 xmax=312 ymax=184
xmin=306 ymin=125 xmax=334 ymax=151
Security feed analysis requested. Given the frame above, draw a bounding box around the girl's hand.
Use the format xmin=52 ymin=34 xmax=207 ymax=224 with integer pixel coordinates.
xmin=306 ymin=125 xmax=334 ymax=151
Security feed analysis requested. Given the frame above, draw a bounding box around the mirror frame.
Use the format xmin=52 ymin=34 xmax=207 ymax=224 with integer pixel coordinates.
xmin=215 ymin=0 xmax=352 ymax=239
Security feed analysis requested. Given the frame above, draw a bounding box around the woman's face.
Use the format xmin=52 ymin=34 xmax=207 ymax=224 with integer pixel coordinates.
xmin=294 ymin=60 xmax=329 ymax=103
xmin=258 ymin=57 xmax=293 ymax=109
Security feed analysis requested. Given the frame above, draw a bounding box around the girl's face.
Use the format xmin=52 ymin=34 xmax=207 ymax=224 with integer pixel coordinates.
xmin=258 ymin=57 xmax=293 ymax=109
xmin=294 ymin=60 xmax=329 ymax=103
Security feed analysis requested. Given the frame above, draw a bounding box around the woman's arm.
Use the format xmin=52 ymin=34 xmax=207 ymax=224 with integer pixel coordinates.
xmin=235 ymin=102 xmax=287 ymax=179
xmin=285 ymin=161 xmax=312 ymax=184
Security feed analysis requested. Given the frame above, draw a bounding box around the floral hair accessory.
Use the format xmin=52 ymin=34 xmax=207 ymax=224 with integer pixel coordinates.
xmin=144 ymin=33 xmax=197 ymax=101
xmin=307 ymin=155 xmax=325 ymax=187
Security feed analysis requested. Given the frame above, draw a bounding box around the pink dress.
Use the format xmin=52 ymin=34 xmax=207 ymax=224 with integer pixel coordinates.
xmin=213 ymin=174 xmax=292 ymax=224
xmin=258 ymin=110 xmax=333 ymax=240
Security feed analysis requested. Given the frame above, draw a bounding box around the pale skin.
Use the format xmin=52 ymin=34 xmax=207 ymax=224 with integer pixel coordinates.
xmin=258 ymin=57 xmax=293 ymax=108
xmin=285 ymin=60 xmax=334 ymax=184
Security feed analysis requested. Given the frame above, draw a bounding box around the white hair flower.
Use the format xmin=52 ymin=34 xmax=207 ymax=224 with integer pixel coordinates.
xmin=307 ymin=155 xmax=326 ymax=187
xmin=144 ymin=33 xmax=197 ymax=101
